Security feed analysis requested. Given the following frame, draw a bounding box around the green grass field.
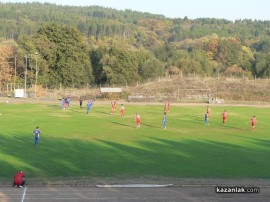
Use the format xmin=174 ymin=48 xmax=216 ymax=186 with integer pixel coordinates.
xmin=1 ymin=102 xmax=270 ymax=180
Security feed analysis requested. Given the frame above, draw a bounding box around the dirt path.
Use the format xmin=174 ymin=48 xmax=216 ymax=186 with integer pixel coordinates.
xmin=1 ymin=177 xmax=270 ymax=187
xmin=1 ymin=97 xmax=270 ymax=108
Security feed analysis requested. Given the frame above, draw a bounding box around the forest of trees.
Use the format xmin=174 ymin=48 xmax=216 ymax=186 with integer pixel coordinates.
xmin=0 ymin=2 xmax=270 ymax=89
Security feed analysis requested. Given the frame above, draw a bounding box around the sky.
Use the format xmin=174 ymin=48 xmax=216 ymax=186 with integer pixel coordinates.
xmin=1 ymin=0 xmax=270 ymax=21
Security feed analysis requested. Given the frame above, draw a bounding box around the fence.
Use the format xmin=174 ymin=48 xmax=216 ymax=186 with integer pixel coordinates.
xmin=128 ymin=96 xmax=155 ymax=102
xmin=2 ymin=75 xmax=270 ymax=102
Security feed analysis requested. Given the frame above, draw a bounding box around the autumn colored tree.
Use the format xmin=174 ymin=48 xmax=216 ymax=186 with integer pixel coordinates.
xmin=214 ymin=38 xmax=242 ymax=66
xmin=165 ymin=65 xmax=181 ymax=77
xmin=204 ymin=34 xmax=219 ymax=60
xmin=0 ymin=42 xmax=15 ymax=89
xmin=224 ymin=64 xmax=252 ymax=78
xmin=2 ymin=2 xmax=270 ymax=81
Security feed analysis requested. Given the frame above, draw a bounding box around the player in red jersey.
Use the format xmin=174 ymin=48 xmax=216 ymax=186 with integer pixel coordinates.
xmin=120 ymin=104 xmax=125 ymax=117
xmin=251 ymin=115 xmax=256 ymax=131
xmin=13 ymin=170 xmax=26 ymax=188
xmin=222 ymin=110 xmax=227 ymax=124
xmin=111 ymin=99 xmax=118 ymax=114
xmin=135 ymin=113 xmax=141 ymax=128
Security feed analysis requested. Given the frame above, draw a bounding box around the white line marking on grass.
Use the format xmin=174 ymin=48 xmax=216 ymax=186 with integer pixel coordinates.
xmin=21 ymin=187 xmax=27 ymax=202
xmin=235 ymin=113 xmax=270 ymax=126
xmin=0 ymin=118 xmax=35 ymax=128
xmin=96 ymin=184 xmax=173 ymax=188
xmin=234 ymin=113 xmax=250 ymax=119
xmin=23 ymin=198 xmax=118 ymax=200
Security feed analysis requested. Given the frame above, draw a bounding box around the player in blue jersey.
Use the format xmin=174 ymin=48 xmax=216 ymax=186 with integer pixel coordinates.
xmin=61 ymin=98 xmax=65 ymax=109
xmin=162 ymin=112 xmax=167 ymax=129
xmin=205 ymin=112 xmax=209 ymax=125
xmin=86 ymin=99 xmax=93 ymax=114
xmin=33 ymin=126 xmax=41 ymax=146
xmin=67 ymin=97 xmax=71 ymax=108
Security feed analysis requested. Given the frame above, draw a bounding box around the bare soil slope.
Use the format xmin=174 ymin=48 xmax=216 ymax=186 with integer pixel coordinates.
xmin=129 ymin=77 xmax=270 ymax=102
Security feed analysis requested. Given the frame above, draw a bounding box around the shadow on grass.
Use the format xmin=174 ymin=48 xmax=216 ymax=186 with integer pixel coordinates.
xmin=48 ymin=104 xmax=84 ymax=114
xmin=93 ymin=109 xmax=110 ymax=115
xmin=69 ymin=108 xmax=85 ymax=114
xmin=1 ymin=132 xmax=270 ymax=183
xmin=181 ymin=114 xmax=249 ymax=131
xmin=179 ymin=114 xmax=204 ymax=125
xmin=111 ymin=121 xmax=133 ymax=128
xmin=214 ymin=122 xmax=249 ymax=131
xmin=13 ymin=136 xmax=33 ymax=145
xmin=141 ymin=123 xmax=160 ymax=129
xmin=180 ymin=118 xmax=204 ymax=126
xmin=145 ymin=110 xmax=162 ymax=116
xmin=47 ymin=104 xmax=62 ymax=109
xmin=230 ymin=134 xmax=270 ymax=146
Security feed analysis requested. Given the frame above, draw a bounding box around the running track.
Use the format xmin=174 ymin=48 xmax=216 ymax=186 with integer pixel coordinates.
xmin=1 ymin=185 xmax=270 ymax=202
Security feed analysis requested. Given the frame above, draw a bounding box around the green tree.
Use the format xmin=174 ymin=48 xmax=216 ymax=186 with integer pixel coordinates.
xmin=254 ymin=53 xmax=270 ymax=77
xmin=90 ymin=47 xmax=107 ymax=84
xmin=253 ymin=38 xmax=270 ymax=53
xmin=140 ymin=58 xmax=164 ymax=80
xmin=101 ymin=46 xmax=140 ymax=85
xmin=154 ymin=43 xmax=174 ymax=62
xmin=35 ymin=24 xmax=93 ymax=87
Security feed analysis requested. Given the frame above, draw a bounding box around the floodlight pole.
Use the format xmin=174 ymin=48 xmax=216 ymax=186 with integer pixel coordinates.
xmin=13 ymin=55 xmax=17 ymax=91
xmin=24 ymin=55 xmax=28 ymax=98
xmin=34 ymin=52 xmax=38 ymax=98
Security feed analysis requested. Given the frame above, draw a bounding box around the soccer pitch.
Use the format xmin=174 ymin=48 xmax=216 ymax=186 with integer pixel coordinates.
xmin=1 ymin=102 xmax=270 ymax=180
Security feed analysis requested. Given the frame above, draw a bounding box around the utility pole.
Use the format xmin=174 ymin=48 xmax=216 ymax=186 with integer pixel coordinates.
xmin=13 ymin=55 xmax=17 ymax=90
xmin=24 ymin=55 xmax=28 ymax=98
xmin=34 ymin=52 xmax=38 ymax=98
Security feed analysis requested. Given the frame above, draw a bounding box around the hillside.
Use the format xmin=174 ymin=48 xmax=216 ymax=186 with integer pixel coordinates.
xmin=1 ymin=2 xmax=270 ymax=42
xmin=1 ymin=2 xmax=270 ymax=91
